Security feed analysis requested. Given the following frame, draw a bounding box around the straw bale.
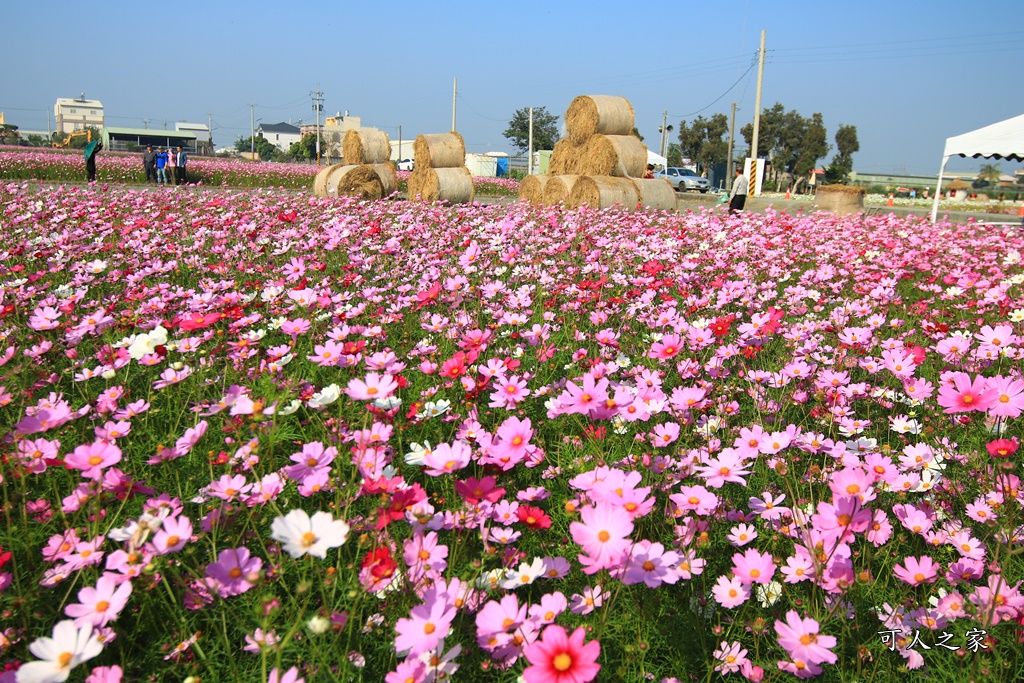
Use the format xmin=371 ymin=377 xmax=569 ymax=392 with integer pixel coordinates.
xmin=633 ymin=178 xmax=678 ymax=211
xmin=580 ymin=134 xmax=647 ymax=177
xmin=408 ymin=166 xmax=474 ymax=203
xmin=324 ymin=165 xmax=361 ymax=196
xmin=518 ymin=174 xmax=550 ymax=204
xmin=313 ymin=163 xmax=345 ymax=197
xmin=549 ymin=138 xmax=587 ymax=175
xmin=566 ymin=176 xmax=639 ymax=210
xmin=333 ymin=165 xmax=385 ymax=201
xmin=565 ymin=95 xmax=635 ymax=144
xmin=541 ymin=175 xmax=581 ymax=206
xmin=413 ymin=132 xmax=466 ymax=168
xmin=342 ymin=129 xmax=392 ymax=165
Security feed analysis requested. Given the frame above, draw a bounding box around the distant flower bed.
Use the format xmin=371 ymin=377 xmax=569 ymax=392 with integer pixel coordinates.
xmin=0 ymin=148 xmax=520 ymax=196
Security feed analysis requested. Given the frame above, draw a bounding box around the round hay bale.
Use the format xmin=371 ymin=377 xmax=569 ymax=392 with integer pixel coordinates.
xmin=565 ymin=95 xmax=636 ymax=145
xmin=342 ymin=129 xmax=392 ymax=165
xmin=814 ymin=184 xmax=866 ymax=215
xmin=408 ymin=166 xmax=474 ymax=203
xmin=542 ymin=175 xmax=581 ymax=206
xmin=519 ymin=174 xmax=550 ymax=204
xmin=324 ymin=165 xmax=361 ymax=196
xmin=414 ymin=132 xmax=466 ymax=168
xmin=334 ymin=165 xmax=385 ymax=201
xmin=313 ymin=163 xmax=345 ymax=197
xmin=566 ymin=176 xmax=639 ymax=210
xmin=549 ymin=138 xmax=586 ymax=175
xmin=633 ymin=178 xmax=678 ymax=211
xmin=580 ymin=134 xmax=647 ymax=177
xmin=370 ymin=162 xmax=399 ymax=197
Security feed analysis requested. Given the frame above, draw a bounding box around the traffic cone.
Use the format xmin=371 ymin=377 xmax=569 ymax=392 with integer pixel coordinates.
xmin=887 ymin=193 xmax=894 ymax=207
xmin=1018 ymin=202 xmax=1024 ymax=217
xmin=784 ymin=187 xmax=791 ymax=199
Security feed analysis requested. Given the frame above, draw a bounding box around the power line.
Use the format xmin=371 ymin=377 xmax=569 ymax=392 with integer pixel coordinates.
xmin=455 ymin=93 xmax=507 ymax=123
xmin=668 ymin=56 xmax=758 ymax=119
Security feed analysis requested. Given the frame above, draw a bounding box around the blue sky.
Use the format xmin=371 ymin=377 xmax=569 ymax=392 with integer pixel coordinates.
xmin=3 ymin=0 xmax=1022 ymax=176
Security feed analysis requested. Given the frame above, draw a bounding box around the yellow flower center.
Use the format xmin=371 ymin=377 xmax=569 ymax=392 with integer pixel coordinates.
xmin=553 ymin=653 xmax=573 ymax=671
xmin=300 ymin=532 xmax=317 ymax=547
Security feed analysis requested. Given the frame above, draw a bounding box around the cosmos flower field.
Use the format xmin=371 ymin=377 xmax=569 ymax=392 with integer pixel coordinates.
xmin=1 ymin=179 xmax=1024 ymax=682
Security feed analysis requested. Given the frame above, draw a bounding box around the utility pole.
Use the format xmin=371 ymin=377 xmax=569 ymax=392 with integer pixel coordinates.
xmin=250 ymin=102 xmax=255 ymax=160
xmin=451 ymin=78 xmax=457 ymax=132
xmin=660 ymin=110 xmax=668 ymax=158
xmin=749 ymin=29 xmax=766 ymax=194
xmin=726 ymin=102 xmax=737 ymax=191
xmin=397 ymin=125 xmax=402 ymax=166
xmin=527 ymin=107 xmax=534 ymax=176
xmin=207 ymin=113 xmax=213 ymax=152
xmin=310 ymin=84 xmax=324 ymax=165
xmin=143 ymin=118 xmax=149 ymax=130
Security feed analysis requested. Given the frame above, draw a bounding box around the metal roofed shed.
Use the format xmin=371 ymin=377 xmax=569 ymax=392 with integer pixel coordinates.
xmin=931 ymin=113 xmax=1024 ymax=221
xmin=100 ymin=127 xmax=202 ymax=154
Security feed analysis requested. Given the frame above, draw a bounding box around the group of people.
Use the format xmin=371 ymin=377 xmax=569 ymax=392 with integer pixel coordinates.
xmin=142 ymin=145 xmax=189 ymax=185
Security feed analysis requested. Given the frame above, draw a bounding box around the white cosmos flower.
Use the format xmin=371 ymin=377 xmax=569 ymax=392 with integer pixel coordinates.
xmin=270 ymin=509 xmax=349 ymax=559
xmin=16 ymin=620 xmax=103 ymax=683
xmin=277 ymin=400 xmax=302 ymax=416
xmin=421 ymin=400 xmax=451 ymax=419
xmin=756 ymin=580 xmax=783 ymax=608
xmin=85 ymin=260 xmax=107 ymax=274
xmin=307 ymin=384 xmax=340 ymax=408
xmin=405 ymin=441 xmax=432 ymax=466
xmin=128 ymin=334 xmax=157 ymax=360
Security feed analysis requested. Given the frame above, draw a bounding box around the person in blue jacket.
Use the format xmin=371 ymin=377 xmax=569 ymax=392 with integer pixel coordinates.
xmin=155 ymin=147 xmax=168 ymax=185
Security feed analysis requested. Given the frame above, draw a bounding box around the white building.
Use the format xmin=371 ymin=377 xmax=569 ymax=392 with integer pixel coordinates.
xmin=176 ymin=121 xmax=211 ymax=147
xmin=257 ymin=122 xmax=302 ymax=153
xmin=55 ymin=95 xmax=104 ymax=133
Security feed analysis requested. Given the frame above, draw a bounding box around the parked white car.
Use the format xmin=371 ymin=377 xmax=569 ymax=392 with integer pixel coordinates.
xmin=654 ymin=167 xmax=711 ymax=193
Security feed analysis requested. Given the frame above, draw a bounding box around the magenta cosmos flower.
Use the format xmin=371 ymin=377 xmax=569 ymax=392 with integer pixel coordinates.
xmin=205 ymin=547 xmax=262 ymax=597
xmin=936 ymin=372 xmax=997 ymax=413
xmin=893 ymin=555 xmax=940 ymax=586
xmin=522 ymin=625 xmax=601 ymax=683
xmin=345 ymin=372 xmax=398 ymax=401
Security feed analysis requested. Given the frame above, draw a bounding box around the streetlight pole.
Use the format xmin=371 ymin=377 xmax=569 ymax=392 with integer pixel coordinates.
xmin=250 ymin=102 xmax=255 ymax=160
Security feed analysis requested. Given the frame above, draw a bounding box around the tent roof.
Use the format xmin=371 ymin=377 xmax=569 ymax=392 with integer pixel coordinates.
xmin=647 ymin=149 xmax=667 ymax=167
xmin=943 ymin=113 xmax=1024 ymax=161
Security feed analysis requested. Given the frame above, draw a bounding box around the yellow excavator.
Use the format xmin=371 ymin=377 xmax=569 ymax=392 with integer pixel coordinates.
xmin=52 ymin=130 xmax=92 ymax=148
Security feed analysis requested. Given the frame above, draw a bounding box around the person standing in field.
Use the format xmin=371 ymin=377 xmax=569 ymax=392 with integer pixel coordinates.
xmin=143 ymin=145 xmax=157 ymax=183
xmin=729 ymin=167 xmax=748 ymax=214
xmin=85 ymin=142 xmax=102 ymax=183
xmin=155 ymin=147 xmax=168 ymax=184
xmin=166 ymin=147 xmax=177 ymax=186
xmin=175 ymin=145 xmax=188 ymax=185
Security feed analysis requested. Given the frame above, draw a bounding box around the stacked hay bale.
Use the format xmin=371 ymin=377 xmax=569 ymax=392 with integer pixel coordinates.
xmin=519 ymin=94 xmax=676 ymax=212
xmin=311 ymin=130 xmax=397 ymax=201
xmin=407 ymin=132 xmax=474 ymax=204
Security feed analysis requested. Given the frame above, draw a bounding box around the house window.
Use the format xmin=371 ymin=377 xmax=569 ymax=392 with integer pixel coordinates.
xmin=90 ymin=110 xmax=97 ymax=115
xmin=69 ymin=108 xmax=77 ymax=114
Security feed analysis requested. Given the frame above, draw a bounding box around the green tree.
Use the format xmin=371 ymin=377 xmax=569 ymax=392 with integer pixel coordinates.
xmin=503 ymin=107 xmax=559 ymax=154
xmin=235 ymin=135 xmax=281 ymax=161
xmin=631 ymin=127 xmax=644 ymax=142
xmin=977 ymin=163 xmax=1002 ymax=188
xmin=0 ymin=124 xmax=21 ymax=145
xmin=676 ymin=114 xmax=729 ymax=171
xmin=824 ymin=124 xmax=859 ymax=184
xmin=288 ymin=133 xmax=326 ymax=161
xmin=665 ymin=143 xmax=683 ymax=167
xmin=792 ymin=113 xmax=829 ymax=193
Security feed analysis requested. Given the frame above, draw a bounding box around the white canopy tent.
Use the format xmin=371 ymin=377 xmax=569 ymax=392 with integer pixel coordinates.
xmin=931 ymin=114 xmax=1024 ymax=222
xmin=647 ymin=149 xmax=668 ymax=173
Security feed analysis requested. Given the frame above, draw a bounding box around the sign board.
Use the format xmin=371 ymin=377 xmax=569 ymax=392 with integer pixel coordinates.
xmin=744 ymin=158 xmax=765 ymax=196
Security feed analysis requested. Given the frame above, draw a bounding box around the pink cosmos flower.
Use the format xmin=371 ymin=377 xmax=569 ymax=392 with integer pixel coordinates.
xmin=557 ymin=373 xmax=609 ymax=416
xmin=892 ymin=555 xmax=940 ymax=586
xmin=569 ymin=503 xmax=634 ymax=575
xmin=283 ymin=442 xmax=337 ymax=481
xmin=522 ymin=625 xmax=601 ymax=683
xmin=712 ymin=575 xmax=750 ymax=608
xmin=65 ymin=575 xmax=132 ymax=628
xmin=774 ymin=610 xmax=837 ymax=665
xmin=985 ymin=375 xmax=1024 ymax=418
xmin=714 ymin=641 xmax=750 ymax=675
xmin=65 ymin=440 xmax=122 ymax=480
xmin=152 ymin=515 xmax=193 ymax=555
xmin=346 ymin=372 xmax=399 ymax=401
xmin=84 ymin=665 xmax=123 ymax=683
xmin=731 ymin=548 xmax=776 ymax=585
xmin=394 ymin=594 xmax=457 ymax=656
xmin=670 ymin=485 xmax=720 ymax=516
xmin=208 ymin=474 xmax=253 ymax=502
xmin=421 ymin=440 xmax=473 ymax=476
xmin=267 ymin=667 xmax=304 ymax=683
xmin=695 ymin=450 xmax=751 ymax=488
xmin=384 ymin=660 xmax=426 ymax=683
xmin=936 ymin=372 xmax=997 ymax=413
xmin=475 ymin=594 xmax=527 ymax=639
xmin=205 ymin=547 xmax=262 ymax=597
xmin=648 ymin=333 xmax=683 ymax=360
xmin=727 ymin=523 xmax=758 ymax=546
